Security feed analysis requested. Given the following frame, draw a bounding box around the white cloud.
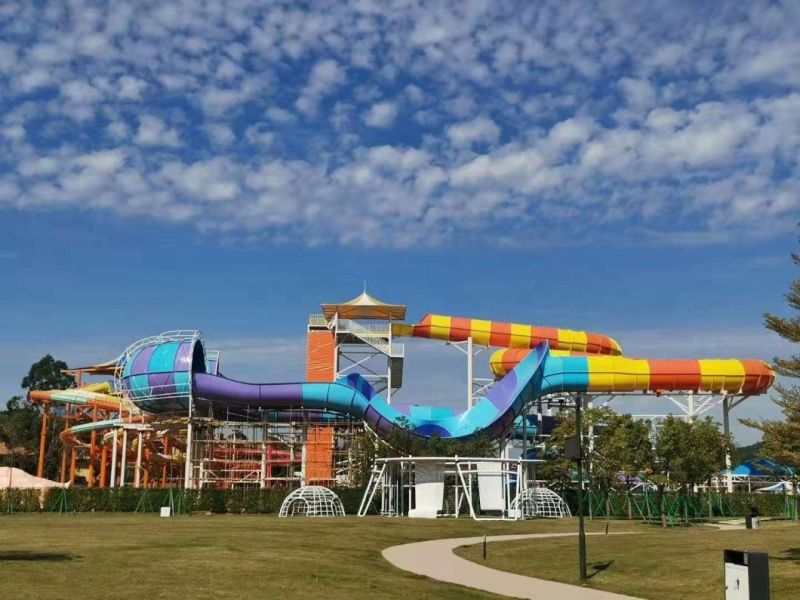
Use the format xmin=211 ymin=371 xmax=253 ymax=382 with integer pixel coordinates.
xmin=205 ymin=123 xmax=236 ymax=146
xmin=0 ymin=1 xmax=797 ymax=248
xmin=134 ymin=115 xmax=182 ymax=147
xmin=265 ymin=107 xmax=295 ymax=123
xmin=117 ymin=75 xmax=147 ymax=100
xmin=363 ymin=101 xmax=398 ymax=128
xmin=446 ymin=116 xmax=500 ymax=147
xmin=295 ymin=59 xmax=346 ymax=116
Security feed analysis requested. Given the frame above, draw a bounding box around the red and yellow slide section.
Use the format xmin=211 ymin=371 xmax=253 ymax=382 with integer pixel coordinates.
xmin=393 ymin=313 xmax=622 ymax=355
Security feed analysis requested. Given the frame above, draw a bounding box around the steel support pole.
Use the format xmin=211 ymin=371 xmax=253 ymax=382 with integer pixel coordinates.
xmin=575 ymin=394 xmax=587 ymax=582
xmin=88 ymin=406 xmax=98 ymax=487
xmin=184 ymin=394 xmax=194 ymax=489
xmin=37 ymin=403 xmax=49 ymax=478
xmin=722 ymin=397 xmax=733 ymax=493
xmin=120 ymin=429 xmax=128 ymax=487
xmin=467 ymin=336 xmax=474 ymax=409
xmin=110 ymin=429 xmax=118 ymax=488
xmin=134 ymin=431 xmax=143 ymax=489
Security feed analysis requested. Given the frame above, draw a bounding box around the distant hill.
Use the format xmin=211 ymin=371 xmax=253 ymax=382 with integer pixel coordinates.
xmin=735 ymin=441 xmax=764 ymax=464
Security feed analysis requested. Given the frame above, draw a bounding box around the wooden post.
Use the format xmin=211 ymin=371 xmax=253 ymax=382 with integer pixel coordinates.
xmin=37 ymin=403 xmax=49 ymax=478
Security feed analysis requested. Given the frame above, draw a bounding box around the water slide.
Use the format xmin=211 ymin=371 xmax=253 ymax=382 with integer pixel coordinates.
xmin=392 ymin=313 xmax=622 ymax=354
xmin=189 ymin=341 xmax=774 ymax=440
xmin=44 ymin=313 xmax=775 ymax=443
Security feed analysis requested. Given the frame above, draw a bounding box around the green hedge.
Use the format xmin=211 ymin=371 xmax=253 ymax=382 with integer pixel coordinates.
xmin=1 ymin=486 xmax=368 ymax=515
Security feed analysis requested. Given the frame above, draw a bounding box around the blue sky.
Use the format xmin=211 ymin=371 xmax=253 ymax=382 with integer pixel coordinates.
xmin=1 ymin=1 xmax=799 ymax=443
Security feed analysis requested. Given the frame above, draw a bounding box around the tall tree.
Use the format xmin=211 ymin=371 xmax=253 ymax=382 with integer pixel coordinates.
xmin=592 ymin=413 xmax=654 ymax=519
xmin=743 ymin=243 xmax=800 ymax=517
xmin=21 ymin=354 xmax=75 ymax=394
xmin=650 ymin=416 xmax=731 ymax=526
xmin=0 ymin=355 xmax=75 ymax=479
xmin=0 ymin=396 xmax=39 ymax=474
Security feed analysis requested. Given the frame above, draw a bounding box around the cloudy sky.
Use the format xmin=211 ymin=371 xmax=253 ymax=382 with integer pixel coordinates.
xmin=1 ymin=1 xmax=799 ymax=443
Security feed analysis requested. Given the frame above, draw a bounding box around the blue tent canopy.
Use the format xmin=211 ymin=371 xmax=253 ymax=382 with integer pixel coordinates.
xmin=731 ymin=459 xmax=795 ymax=478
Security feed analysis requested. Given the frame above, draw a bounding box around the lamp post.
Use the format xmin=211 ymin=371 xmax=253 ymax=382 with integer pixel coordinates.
xmin=575 ymin=393 xmax=587 ymax=583
xmin=564 ymin=394 xmax=588 ymax=582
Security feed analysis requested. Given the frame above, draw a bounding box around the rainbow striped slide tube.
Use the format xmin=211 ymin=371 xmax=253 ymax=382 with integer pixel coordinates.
xmin=394 ymin=313 xmax=622 ymax=355
xmin=490 ymin=349 xmax=774 ymax=395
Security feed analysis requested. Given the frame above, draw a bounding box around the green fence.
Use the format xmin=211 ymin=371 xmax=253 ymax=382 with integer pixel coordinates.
xmin=2 ymin=486 xmax=796 ymax=521
xmin=2 ymin=486 xmax=369 ymax=516
xmin=565 ymin=489 xmax=798 ymax=523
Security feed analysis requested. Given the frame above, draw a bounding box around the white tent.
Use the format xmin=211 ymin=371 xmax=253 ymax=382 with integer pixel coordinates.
xmin=756 ymin=481 xmax=795 ymax=494
xmin=0 ymin=467 xmax=65 ymax=489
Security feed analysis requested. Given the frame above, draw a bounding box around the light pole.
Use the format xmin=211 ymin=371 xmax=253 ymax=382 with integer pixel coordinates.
xmin=573 ymin=393 xmax=588 ymax=582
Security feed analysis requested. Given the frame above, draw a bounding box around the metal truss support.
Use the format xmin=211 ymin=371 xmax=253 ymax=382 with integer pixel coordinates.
xmin=446 ymin=338 xmax=488 ymax=410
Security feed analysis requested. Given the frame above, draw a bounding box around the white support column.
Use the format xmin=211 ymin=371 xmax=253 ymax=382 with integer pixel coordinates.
xmin=110 ymin=429 xmax=119 ymax=488
xmin=688 ymin=392 xmax=695 ymax=421
xmin=134 ymin=431 xmax=143 ymax=489
xmin=467 ymin=336 xmax=474 ymax=409
xmin=300 ymin=439 xmax=307 ymax=487
xmin=184 ymin=395 xmax=194 ymax=489
xmin=387 ymin=362 xmax=392 ymax=405
xmin=120 ymin=429 xmax=128 ymax=487
xmin=722 ymin=396 xmax=733 ymax=493
xmin=260 ymin=442 xmax=267 ymax=489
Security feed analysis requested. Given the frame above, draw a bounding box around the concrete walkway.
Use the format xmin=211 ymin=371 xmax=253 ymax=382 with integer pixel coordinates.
xmin=383 ymin=532 xmax=640 ymax=599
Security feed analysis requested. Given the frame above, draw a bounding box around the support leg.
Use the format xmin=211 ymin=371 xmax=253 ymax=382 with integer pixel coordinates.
xmin=37 ymin=403 xmax=49 ymax=478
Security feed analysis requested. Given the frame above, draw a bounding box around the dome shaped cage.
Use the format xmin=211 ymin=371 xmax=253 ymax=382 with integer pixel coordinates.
xmin=278 ymin=486 xmax=346 ymax=518
xmin=512 ymin=487 xmax=572 ymax=519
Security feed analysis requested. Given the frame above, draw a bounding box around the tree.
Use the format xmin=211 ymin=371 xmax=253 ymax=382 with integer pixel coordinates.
xmin=592 ymin=413 xmax=653 ymax=519
xmin=0 ymin=396 xmax=39 ymax=474
xmin=650 ymin=416 xmax=731 ymax=526
xmin=542 ymin=408 xmax=653 ymax=519
xmin=0 ymin=355 xmax=76 ymax=479
xmin=743 ymin=243 xmax=800 ymax=518
xmin=21 ymin=354 xmax=75 ymax=394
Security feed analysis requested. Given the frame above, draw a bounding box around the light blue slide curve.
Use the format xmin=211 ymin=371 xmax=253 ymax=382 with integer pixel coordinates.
xmin=193 ymin=342 xmax=558 ymax=440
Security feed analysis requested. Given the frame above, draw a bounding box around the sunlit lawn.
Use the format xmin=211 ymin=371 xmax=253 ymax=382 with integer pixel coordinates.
xmin=456 ymin=520 xmax=800 ymax=599
xmin=1 ymin=513 xmax=621 ymax=599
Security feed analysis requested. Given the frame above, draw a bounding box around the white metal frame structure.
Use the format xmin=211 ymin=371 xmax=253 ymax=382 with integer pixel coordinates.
xmin=357 ymin=456 xmax=544 ymax=521
xmin=512 ymin=487 xmax=572 ymax=519
xmin=308 ymin=314 xmax=404 ymax=403
xmin=278 ymin=485 xmax=346 ymax=517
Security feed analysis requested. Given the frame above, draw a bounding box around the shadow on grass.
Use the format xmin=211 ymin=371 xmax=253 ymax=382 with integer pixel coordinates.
xmin=587 ymin=560 xmax=614 ymax=579
xmin=0 ymin=551 xmax=78 ymax=562
xmin=772 ymin=548 xmax=800 ymax=562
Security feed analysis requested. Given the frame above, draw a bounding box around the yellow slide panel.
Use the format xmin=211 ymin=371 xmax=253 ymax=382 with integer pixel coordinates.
xmin=557 ymin=329 xmax=588 ymax=352
xmin=699 ymin=359 xmax=745 ymax=393
xmin=428 ymin=314 xmax=451 ymax=339
xmin=470 ymin=319 xmax=493 ymax=346
xmin=509 ymin=323 xmax=532 ymax=348
xmin=587 ymin=356 xmax=651 ymax=392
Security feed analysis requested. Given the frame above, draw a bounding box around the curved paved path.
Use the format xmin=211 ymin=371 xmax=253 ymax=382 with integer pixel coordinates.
xmin=383 ymin=532 xmax=640 ymax=599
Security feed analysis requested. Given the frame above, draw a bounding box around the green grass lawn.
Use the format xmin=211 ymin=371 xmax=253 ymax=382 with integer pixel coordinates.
xmin=456 ymin=520 xmax=800 ymax=599
xmin=0 ymin=513 xmax=627 ymax=600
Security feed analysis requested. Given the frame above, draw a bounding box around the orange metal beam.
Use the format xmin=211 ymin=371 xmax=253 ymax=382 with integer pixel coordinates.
xmin=37 ymin=403 xmax=49 ymax=478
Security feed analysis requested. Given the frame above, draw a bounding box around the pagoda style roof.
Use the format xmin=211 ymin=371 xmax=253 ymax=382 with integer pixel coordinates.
xmin=322 ymin=291 xmax=406 ymax=321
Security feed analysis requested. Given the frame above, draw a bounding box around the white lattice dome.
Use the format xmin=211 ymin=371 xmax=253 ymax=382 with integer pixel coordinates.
xmin=278 ymin=485 xmax=346 ymax=517
xmin=512 ymin=487 xmax=572 ymax=519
